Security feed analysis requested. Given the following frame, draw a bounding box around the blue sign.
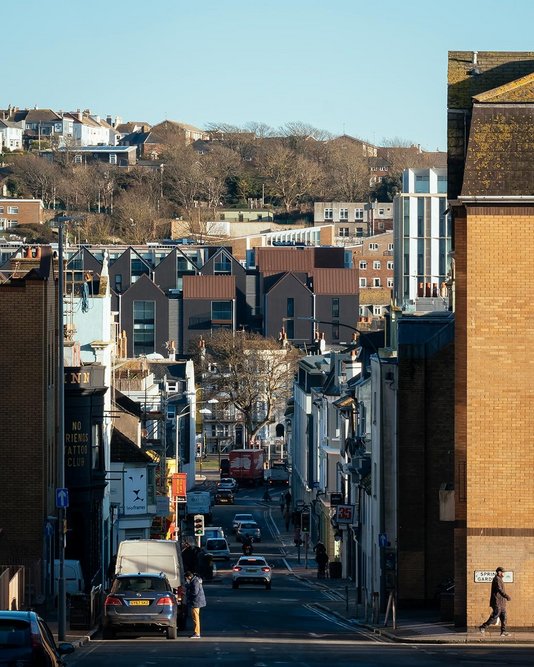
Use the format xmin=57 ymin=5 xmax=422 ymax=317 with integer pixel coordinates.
xmin=56 ymin=488 xmax=69 ymax=508
xmin=378 ymin=533 xmax=388 ymax=548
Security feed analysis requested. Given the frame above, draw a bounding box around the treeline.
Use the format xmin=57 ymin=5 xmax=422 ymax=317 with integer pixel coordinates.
xmin=1 ymin=122 xmax=439 ymax=244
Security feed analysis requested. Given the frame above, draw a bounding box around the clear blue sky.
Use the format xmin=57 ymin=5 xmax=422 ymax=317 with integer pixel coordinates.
xmin=4 ymin=0 xmax=534 ymax=151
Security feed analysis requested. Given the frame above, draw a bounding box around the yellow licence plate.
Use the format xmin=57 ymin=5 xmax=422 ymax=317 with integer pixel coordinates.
xmin=129 ymin=600 xmax=150 ymax=606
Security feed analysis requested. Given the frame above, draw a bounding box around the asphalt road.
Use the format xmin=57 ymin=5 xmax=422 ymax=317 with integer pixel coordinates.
xmin=67 ymin=487 xmax=534 ymax=667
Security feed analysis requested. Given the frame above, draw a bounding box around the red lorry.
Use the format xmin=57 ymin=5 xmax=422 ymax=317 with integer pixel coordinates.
xmin=229 ymin=449 xmax=265 ymax=486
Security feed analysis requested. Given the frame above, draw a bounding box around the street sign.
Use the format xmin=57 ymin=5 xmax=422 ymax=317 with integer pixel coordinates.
xmin=56 ymin=488 xmax=69 ymax=508
xmin=474 ymin=570 xmax=513 ymax=583
xmin=378 ymin=533 xmax=388 ymax=548
xmin=330 ymin=492 xmax=343 ymax=506
xmin=171 ymin=472 xmax=187 ymax=502
xmin=336 ymin=505 xmax=354 ymax=524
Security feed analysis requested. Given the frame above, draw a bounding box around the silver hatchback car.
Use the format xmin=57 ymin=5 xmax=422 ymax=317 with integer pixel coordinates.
xmin=236 ymin=521 xmax=261 ymax=543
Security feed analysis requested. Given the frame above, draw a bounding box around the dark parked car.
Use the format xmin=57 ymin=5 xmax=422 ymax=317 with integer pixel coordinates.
xmin=0 ymin=610 xmax=74 ymax=665
xmin=103 ymin=573 xmax=178 ymax=639
xmin=215 ymin=489 xmax=234 ymax=504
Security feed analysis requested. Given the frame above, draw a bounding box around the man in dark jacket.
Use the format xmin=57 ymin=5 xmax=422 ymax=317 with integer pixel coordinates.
xmin=479 ymin=567 xmax=511 ymax=636
xmin=185 ymin=571 xmax=206 ymax=638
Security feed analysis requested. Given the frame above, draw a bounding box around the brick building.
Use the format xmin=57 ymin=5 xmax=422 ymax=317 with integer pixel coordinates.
xmin=0 ymin=247 xmax=58 ymax=595
xmin=449 ymin=50 xmax=534 ymax=629
xmin=0 ymin=198 xmax=44 ymax=230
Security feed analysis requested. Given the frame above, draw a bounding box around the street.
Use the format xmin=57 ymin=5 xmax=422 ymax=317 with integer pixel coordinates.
xmin=67 ymin=487 xmax=534 ymax=667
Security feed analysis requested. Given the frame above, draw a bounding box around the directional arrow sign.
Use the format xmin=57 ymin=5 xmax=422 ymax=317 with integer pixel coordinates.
xmin=56 ymin=488 xmax=69 ymax=508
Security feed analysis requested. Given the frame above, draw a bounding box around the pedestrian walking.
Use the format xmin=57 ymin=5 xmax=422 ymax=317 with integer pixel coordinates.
xmin=285 ymin=490 xmax=292 ymax=509
xmin=314 ymin=543 xmax=329 ymax=579
xmin=185 ymin=571 xmax=206 ymax=639
xmin=479 ymin=567 xmax=511 ymax=636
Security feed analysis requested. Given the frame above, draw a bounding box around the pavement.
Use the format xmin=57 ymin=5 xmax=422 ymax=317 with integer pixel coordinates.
xmin=43 ymin=486 xmax=534 ymax=648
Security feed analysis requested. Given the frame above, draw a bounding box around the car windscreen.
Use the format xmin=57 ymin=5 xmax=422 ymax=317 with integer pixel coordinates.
xmin=113 ymin=577 xmax=168 ymax=592
xmin=206 ymin=540 xmax=227 ymax=550
xmin=239 ymin=558 xmax=266 ymax=566
xmin=0 ymin=620 xmax=30 ymax=647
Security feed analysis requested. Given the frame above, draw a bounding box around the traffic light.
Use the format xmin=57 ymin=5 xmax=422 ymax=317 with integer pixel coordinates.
xmin=301 ymin=510 xmax=310 ymax=533
xmin=193 ymin=514 xmax=205 ymax=536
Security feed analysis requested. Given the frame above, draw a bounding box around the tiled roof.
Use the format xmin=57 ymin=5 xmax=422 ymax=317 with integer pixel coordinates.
xmin=183 ymin=274 xmax=235 ymax=299
xmin=474 ymin=71 xmax=534 ymax=103
xmin=256 ymin=247 xmax=316 ymax=272
xmin=462 ymin=105 xmax=534 ymax=196
xmin=310 ymin=269 xmax=358 ymax=295
xmin=448 ymin=51 xmax=534 ymax=109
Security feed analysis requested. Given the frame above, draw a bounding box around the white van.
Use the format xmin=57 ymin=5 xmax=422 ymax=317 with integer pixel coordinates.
xmin=115 ymin=539 xmax=187 ymax=628
xmin=53 ymin=559 xmax=85 ymax=597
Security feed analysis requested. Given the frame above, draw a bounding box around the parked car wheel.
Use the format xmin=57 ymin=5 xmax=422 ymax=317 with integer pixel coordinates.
xmin=167 ymin=625 xmax=177 ymax=640
xmin=265 ymin=582 xmax=271 ymax=590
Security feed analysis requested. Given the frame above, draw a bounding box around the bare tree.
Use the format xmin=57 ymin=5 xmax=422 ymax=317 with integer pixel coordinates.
xmin=323 ymin=140 xmax=370 ymax=201
xmin=261 ymin=142 xmax=323 ymax=213
xmin=114 ymin=181 xmax=167 ymax=243
xmin=197 ymin=330 xmax=300 ymax=443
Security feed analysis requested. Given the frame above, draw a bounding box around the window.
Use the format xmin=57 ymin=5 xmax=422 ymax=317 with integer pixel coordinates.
xmin=211 ymin=300 xmax=232 ymax=321
xmin=0 ymin=207 xmax=4 ymax=213
xmin=369 ymin=243 xmax=378 ymax=251
xmin=437 ymin=174 xmax=447 ymax=193
xmin=286 ymin=319 xmax=294 ymax=339
xmin=378 ymin=208 xmax=384 ymax=215
xmin=355 ymin=208 xmax=363 ymax=220
xmin=415 ymin=174 xmax=430 ymax=193
xmin=74 ymin=154 xmax=82 ymax=164
xmin=387 ymin=261 xmax=394 ymax=270
xmin=332 ymin=322 xmax=339 ymax=340
xmin=338 ymin=227 xmax=349 ymax=237
xmin=324 ymin=207 xmax=333 ymax=220
xmin=131 ymin=257 xmax=149 ymax=283
xmin=109 ymin=153 xmax=117 ymax=165
xmin=214 ymin=253 xmax=231 ymax=274
xmin=7 ymin=206 xmax=18 ymax=214
xmin=359 ymin=260 xmax=367 ymax=270
xmin=339 ymin=208 xmax=348 ymax=220
xmin=373 ymin=305 xmax=382 ymax=316
xmin=133 ymin=300 xmax=155 ymax=356
xmin=114 ymin=274 xmax=123 ymax=292
xmin=92 ymin=423 xmax=104 ymax=471
xmin=287 ymin=298 xmax=294 ymax=317
xmin=359 ymin=277 xmax=367 ymax=287
xmin=373 ymin=277 xmax=381 ymax=287
xmin=387 ymin=277 xmax=394 ymax=288
xmin=373 ymin=261 xmax=381 ymax=270
xmin=332 ymin=298 xmax=340 ymax=319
